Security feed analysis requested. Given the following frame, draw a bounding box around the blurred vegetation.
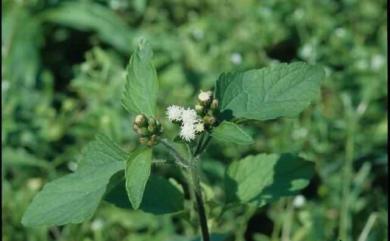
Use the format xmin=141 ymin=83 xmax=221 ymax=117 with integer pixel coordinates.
xmin=2 ymin=0 xmax=387 ymax=241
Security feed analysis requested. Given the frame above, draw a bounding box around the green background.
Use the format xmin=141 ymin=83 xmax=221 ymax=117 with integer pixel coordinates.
xmin=2 ymin=0 xmax=387 ymax=241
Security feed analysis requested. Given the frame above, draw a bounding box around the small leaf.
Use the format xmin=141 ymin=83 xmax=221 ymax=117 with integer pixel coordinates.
xmin=125 ymin=148 xmax=152 ymax=209
xmin=21 ymin=134 xmax=126 ymax=226
xmin=225 ymin=153 xmax=314 ymax=206
xmin=121 ymin=40 xmax=158 ymax=117
xmin=211 ymin=121 xmax=253 ymax=145
xmin=215 ymin=62 xmax=324 ymax=121
xmin=105 ymin=173 xmax=184 ymax=214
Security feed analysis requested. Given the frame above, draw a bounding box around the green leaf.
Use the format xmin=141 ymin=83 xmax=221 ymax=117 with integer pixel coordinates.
xmin=21 ymin=134 xmax=126 ymax=226
xmin=211 ymin=121 xmax=254 ymax=145
xmin=225 ymin=153 xmax=314 ymax=206
xmin=2 ymin=6 xmax=41 ymax=86
xmin=122 ymin=41 xmax=159 ymax=117
xmin=215 ymin=62 xmax=324 ymax=121
xmin=105 ymin=172 xmax=184 ymax=214
xmin=42 ymin=1 xmax=134 ymax=53
xmin=125 ymin=148 xmax=152 ymax=209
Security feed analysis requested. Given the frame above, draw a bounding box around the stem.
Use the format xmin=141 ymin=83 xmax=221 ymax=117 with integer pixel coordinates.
xmin=160 ymin=137 xmax=211 ymax=240
xmin=189 ymin=159 xmax=210 ymax=241
xmin=193 ymin=133 xmax=206 ymax=156
xmin=160 ymin=139 xmax=189 ymax=168
xmin=194 ymin=133 xmax=211 ymax=157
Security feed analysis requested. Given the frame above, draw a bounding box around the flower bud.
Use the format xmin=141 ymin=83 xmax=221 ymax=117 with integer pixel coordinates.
xmin=137 ymin=127 xmax=149 ymax=136
xmin=147 ymin=139 xmax=156 ymax=146
xmin=195 ymin=104 xmax=204 ymax=114
xmin=133 ymin=123 xmax=140 ymax=132
xmin=147 ymin=124 xmax=156 ymax=133
xmin=139 ymin=137 xmax=148 ymax=145
xmin=134 ymin=114 xmax=146 ymax=127
xmin=198 ymin=90 xmax=212 ymax=105
xmin=147 ymin=117 xmax=156 ymax=126
xmin=150 ymin=134 xmax=158 ymax=142
xmin=210 ymin=99 xmax=219 ymax=110
xmin=203 ymin=116 xmax=216 ymax=126
xmin=195 ymin=122 xmax=205 ymax=133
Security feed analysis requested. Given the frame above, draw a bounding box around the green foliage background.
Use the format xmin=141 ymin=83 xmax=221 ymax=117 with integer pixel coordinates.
xmin=2 ymin=0 xmax=387 ymax=240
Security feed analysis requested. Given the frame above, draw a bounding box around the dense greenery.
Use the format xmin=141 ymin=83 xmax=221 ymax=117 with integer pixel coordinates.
xmin=2 ymin=0 xmax=387 ymax=241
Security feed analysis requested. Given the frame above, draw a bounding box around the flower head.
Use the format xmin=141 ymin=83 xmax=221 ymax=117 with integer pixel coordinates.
xmin=167 ymin=105 xmax=201 ymax=141
xmin=181 ymin=108 xmax=198 ymax=125
xmin=180 ymin=123 xmax=196 ymax=141
xmin=198 ymin=90 xmax=212 ymax=102
xmin=166 ymin=105 xmax=183 ymax=122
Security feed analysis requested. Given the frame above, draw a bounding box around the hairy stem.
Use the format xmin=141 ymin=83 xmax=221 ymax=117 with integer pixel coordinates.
xmin=189 ymin=158 xmax=210 ymax=241
xmin=160 ymin=137 xmax=211 ymax=240
xmin=160 ymin=139 xmax=189 ymax=168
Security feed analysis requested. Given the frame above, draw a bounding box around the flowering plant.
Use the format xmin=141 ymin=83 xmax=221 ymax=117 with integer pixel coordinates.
xmin=22 ymin=40 xmax=325 ymax=241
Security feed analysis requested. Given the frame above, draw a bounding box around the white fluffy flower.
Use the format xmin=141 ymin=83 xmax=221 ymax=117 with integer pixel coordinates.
xmin=181 ymin=108 xmax=198 ymax=124
xmin=167 ymin=106 xmax=200 ymax=141
xmin=166 ymin=105 xmax=183 ymax=121
xmin=180 ymin=123 xmax=196 ymax=141
xmin=198 ymin=90 xmax=212 ymax=102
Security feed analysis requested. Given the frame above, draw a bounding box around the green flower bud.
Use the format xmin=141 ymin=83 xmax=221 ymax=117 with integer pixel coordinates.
xmin=150 ymin=134 xmax=158 ymax=142
xmin=139 ymin=137 xmax=148 ymax=145
xmin=203 ymin=116 xmax=216 ymax=126
xmin=147 ymin=139 xmax=156 ymax=146
xmin=147 ymin=117 xmax=156 ymax=126
xmin=137 ymin=127 xmax=149 ymax=136
xmin=133 ymin=124 xmax=140 ymax=132
xmin=147 ymin=125 xmax=156 ymax=133
xmin=134 ymin=114 xmax=147 ymax=127
xmin=195 ymin=104 xmax=204 ymax=114
xmin=210 ymin=99 xmax=219 ymax=110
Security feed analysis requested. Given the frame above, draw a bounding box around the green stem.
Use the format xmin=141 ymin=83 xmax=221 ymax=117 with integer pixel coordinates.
xmin=160 ymin=139 xmax=189 ymax=167
xmin=194 ymin=133 xmax=211 ymax=157
xmin=194 ymin=133 xmax=206 ymax=156
xmin=189 ymin=158 xmax=210 ymax=241
xmin=160 ymin=137 xmax=211 ymax=241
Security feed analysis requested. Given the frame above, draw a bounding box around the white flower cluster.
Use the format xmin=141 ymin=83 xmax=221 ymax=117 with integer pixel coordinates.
xmin=166 ymin=105 xmax=204 ymax=141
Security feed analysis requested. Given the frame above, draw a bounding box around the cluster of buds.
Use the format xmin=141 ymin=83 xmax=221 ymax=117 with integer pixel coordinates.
xmin=133 ymin=114 xmax=163 ymax=146
xmin=195 ymin=90 xmax=218 ymax=130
